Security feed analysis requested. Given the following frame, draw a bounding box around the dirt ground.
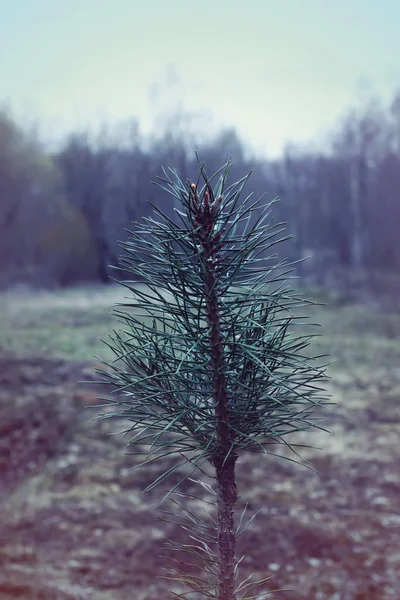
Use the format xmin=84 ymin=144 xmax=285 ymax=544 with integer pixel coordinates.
xmin=0 ymin=349 xmax=399 ymax=600
xmin=0 ymin=283 xmax=399 ymax=599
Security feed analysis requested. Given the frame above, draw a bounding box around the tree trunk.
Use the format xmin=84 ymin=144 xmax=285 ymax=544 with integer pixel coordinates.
xmin=214 ymin=452 xmax=238 ymax=600
xmin=349 ymin=157 xmax=364 ymax=269
xmin=194 ymin=182 xmax=238 ymax=599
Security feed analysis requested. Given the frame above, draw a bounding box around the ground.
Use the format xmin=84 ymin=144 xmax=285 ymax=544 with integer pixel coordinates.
xmin=0 ymin=285 xmax=399 ymax=599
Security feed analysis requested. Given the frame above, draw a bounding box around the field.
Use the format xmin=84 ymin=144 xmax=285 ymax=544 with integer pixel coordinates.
xmin=0 ymin=284 xmax=399 ymax=599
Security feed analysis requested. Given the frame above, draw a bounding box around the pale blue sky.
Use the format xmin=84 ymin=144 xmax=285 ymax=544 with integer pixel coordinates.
xmin=1 ymin=0 xmax=399 ymax=156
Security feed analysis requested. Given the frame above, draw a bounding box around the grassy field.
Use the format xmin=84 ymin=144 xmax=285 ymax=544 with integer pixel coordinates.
xmin=2 ymin=283 xmax=400 ymax=379
xmin=0 ymin=284 xmax=399 ymax=599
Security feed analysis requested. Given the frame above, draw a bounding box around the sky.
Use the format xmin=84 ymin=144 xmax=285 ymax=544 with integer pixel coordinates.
xmin=1 ymin=0 xmax=400 ymax=157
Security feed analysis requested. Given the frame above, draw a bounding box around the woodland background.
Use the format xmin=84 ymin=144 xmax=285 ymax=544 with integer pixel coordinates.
xmin=2 ymin=89 xmax=400 ymax=295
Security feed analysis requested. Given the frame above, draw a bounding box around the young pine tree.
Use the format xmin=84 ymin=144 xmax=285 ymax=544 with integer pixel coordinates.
xmin=95 ymin=158 xmax=328 ymax=599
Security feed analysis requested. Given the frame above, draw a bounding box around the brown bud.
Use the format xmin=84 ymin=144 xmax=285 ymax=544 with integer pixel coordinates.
xmin=203 ymin=189 xmax=210 ymax=212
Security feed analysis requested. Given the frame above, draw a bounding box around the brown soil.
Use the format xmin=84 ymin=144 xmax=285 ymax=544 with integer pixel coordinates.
xmin=0 ymin=353 xmax=399 ymax=599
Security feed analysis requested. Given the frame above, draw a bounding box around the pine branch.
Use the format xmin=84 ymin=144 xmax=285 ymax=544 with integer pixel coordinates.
xmin=94 ymin=156 xmax=330 ymax=599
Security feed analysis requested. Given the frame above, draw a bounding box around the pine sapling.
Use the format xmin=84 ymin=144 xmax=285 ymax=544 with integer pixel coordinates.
xmin=94 ymin=158 xmax=329 ymax=599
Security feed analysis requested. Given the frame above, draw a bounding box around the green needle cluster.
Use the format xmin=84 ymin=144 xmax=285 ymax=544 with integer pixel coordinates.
xmin=94 ymin=157 xmax=329 ymax=599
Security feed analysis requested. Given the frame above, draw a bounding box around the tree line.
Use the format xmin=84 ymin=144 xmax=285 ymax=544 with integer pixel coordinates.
xmin=1 ymin=91 xmax=400 ymax=290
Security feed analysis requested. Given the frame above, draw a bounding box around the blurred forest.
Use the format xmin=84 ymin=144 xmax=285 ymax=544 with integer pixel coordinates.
xmin=2 ymin=90 xmax=400 ymax=294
